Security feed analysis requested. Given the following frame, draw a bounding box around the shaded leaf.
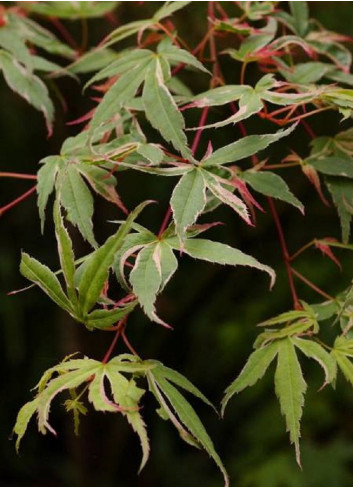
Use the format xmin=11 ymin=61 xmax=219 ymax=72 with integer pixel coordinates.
xmin=222 ymin=342 xmax=278 ymax=414
xmin=152 ymin=375 xmax=228 ymax=485
xmin=275 ymin=338 xmax=306 ymax=466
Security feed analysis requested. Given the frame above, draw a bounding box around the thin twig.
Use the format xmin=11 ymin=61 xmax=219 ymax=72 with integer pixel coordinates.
xmin=0 ymin=185 xmax=37 ymax=217
xmin=291 ymin=267 xmax=335 ymax=301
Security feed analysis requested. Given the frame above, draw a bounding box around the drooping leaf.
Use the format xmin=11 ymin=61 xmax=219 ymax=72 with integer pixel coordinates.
xmin=114 ymin=231 xmax=157 ymax=289
xmin=106 ymin=368 xmax=150 ymax=472
xmin=191 ymin=90 xmax=263 ymax=130
xmin=53 ymin=200 xmax=77 ymax=303
xmin=88 ymin=367 xmax=119 ymax=412
xmin=274 ymin=338 xmax=306 ymax=466
xmin=170 ymin=169 xmax=206 ymax=242
xmin=37 ymin=156 xmax=63 ymax=232
xmin=150 ymin=374 xmax=228 ymax=485
xmin=13 ymin=399 xmax=39 ymax=451
xmin=0 ymin=50 xmax=54 ymax=133
xmin=129 ymin=244 xmax=165 ymax=326
xmin=159 ymin=241 xmax=178 ymax=289
xmin=14 ymin=355 xmax=150 ymax=453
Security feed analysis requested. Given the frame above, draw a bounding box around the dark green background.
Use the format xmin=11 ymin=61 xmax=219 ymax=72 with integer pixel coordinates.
xmin=2 ymin=2 xmax=353 ymax=486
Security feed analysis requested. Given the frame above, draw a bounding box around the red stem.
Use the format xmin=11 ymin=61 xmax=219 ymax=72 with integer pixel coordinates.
xmin=191 ymin=106 xmax=210 ymax=155
xmin=0 ymin=172 xmax=37 ymax=180
xmin=49 ymin=17 xmax=79 ymax=52
xmin=267 ymin=197 xmax=301 ymax=309
xmin=291 ymin=267 xmax=334 ymax=301
xmin=158 ymin=207 xmax=172 ymax=238
xmin=121 ymin=329 xmax=140 ymax=357
xmin=0 ymin=185 xmax=36 ymax=217
xmin=300 ymin=118 xmax=316 ymax=139
xmin=102 ymin=316 xmax=128 ymax=364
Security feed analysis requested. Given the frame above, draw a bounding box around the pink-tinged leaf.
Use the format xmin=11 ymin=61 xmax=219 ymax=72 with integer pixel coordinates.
xmin=88 ymin=370 xmax=122 ymax=412
xmin=202 ymin=141 xmax=213 ymax=161
xmin=314 ymin=238 xmax=342 ymax=270
xmin=201 ymin=170 xmax=252 ymax=225
xmin=67 ymin=109 xmax=95 ymax=126
xmin=188 ymin=92 xmax=262 ymax=131
xmin=77 ymin=164 xmax=128 ymax=215
xmin=271 ymin=35 xmax=314 ymax=58
xmin=119 ymin=243 xmax=148 ymax=289
xmin=232 ymin=177 xmax=264 ymax=212
xmin=186 ymin=222 xmax=224 ymax=238
xmin=302 ymin=164 xmax=330 ymax=206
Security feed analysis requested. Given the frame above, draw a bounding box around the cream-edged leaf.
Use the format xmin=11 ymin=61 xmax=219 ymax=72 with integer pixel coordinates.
xmin=292 ymin=337 xmax=337 ymax=386
xmin=20 ymin=252 xmax=73 ymax=313
xmin=169 ymin=238 xmax=275 ymax=288
xmin=143 ymin=57 xmax=192 ymax=160
xmin=203 ymin=124 xmax=297 ymax=167
xmin=170 ymin=168 xmax=206 ymax=243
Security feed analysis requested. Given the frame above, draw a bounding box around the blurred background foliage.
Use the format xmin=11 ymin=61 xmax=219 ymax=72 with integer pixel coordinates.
xmin=2 ymin=1 xmax=353 ymax=486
